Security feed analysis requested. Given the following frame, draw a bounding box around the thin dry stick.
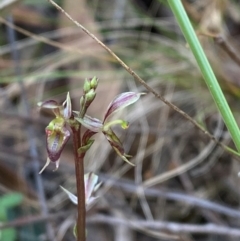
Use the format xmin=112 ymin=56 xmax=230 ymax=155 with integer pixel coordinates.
xmin=198 ymin=32 xmax=240 ymax=67
xmin=87 ymin=214 xmax=240 ymax=237
xmin=100 ymin=173 xmax=240 ymax=219
xmin=47 ymin=0 xmax=239 ymax=159
xmin=0 ymin=16 xmax=83 ymax=55
xmin=0 ymin=16 xmax=112 ymax=63
xmin=0 ymin=211 xmax=73 ymax=230
xmin=214 ymin=35 xmax=240 ymax=67
xmin=143 ymin=113 xmax=223 ymax=187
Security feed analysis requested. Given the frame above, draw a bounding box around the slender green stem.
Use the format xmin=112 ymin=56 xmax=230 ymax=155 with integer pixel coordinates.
xmin=72 ymin=125 xmax=86 ymax=241
xmin=167 ymin=0 xmax=240 ymax=152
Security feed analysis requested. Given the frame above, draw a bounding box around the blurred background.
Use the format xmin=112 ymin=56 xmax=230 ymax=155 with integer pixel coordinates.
xmin=1 ymin=0 xmax=240 ymax=240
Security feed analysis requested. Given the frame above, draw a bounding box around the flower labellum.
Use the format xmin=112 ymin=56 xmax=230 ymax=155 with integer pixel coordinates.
xmin=38 ymin=93 xmax=72 ymax=174
xmin=39 ymin=118 xmax=70 ymax=174
xmin=46 ymin=122 xmax=70 ymax=162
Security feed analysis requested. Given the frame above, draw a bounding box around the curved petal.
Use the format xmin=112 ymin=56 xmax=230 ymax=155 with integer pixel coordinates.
xmin=38 ymin=100 xmax=60 ymax=109
xmin=82 ymin=129 xmax=97 ymax=145
xmin=103 ymin=128 xmax=134 ymax=166
xmin=38 ymin=100 xmax=62 ymax=117
xmin=62 ymin=92 xmax=72 ymax=119
xmin=103 ymin=120 xmax=129 ymax=132
xmin=60 ymin=186 xmax=78 ymax=204
xmin=75 ymin=115 xmax=103 ymax=132
xmin=84 ymin=173 xmax=99 ymax=203
xmin=60 ymin=173 xmax=101 ymax=208
xmin=39 ymin=157 xmax=51 ymax=174
xmin=103 ymin=92 xmax=144 ymax=123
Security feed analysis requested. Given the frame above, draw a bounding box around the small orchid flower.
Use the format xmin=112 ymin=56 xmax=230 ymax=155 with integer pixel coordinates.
xmin=76 ymin=92 xmax=144 ymax=165
xmin=38 ymin=93 xmax=72 ymax=174
xmin=60 ymin=173 xmax=101 ymax=210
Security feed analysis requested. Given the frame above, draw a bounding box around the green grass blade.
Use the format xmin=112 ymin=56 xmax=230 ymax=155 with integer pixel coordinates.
xmin=167 ymin=0 xmax=240 ymax=152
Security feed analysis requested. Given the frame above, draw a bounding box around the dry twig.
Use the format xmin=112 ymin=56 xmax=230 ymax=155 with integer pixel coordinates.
xmin=87 ymin=214 xmax=240 ymax=237
xmin=214 ymin=35 xmax=240 ymax=67
xmin=99 ymin=174 xmax=240 ymax=219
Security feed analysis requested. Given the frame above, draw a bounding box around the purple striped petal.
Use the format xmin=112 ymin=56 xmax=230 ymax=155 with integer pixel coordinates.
xmin=103 ymin=92 xmax=143 ymax=123
xmin=38 ymin=100 xmax=60 ymax=109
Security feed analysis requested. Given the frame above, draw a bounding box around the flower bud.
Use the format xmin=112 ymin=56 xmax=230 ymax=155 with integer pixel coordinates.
xmin=85 ymin=89 xmax=96 ymax=103
xmin=80 ymin=96 xmax=85 ymax=110
xmin=83 ymin=78 xmax=91 ymax=93
xmin=90 ymin=76 xmax=98 ymax=90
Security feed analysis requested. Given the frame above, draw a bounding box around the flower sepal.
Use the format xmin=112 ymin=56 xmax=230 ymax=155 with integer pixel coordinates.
xmin=61 ymin=172 xmax=101 ymax=210
xmin=103 ymin=92 xmax=144 ymax=122
xmin=78 ymin=139 xmax=94 ymax=156
xmin=75 ymin=115 xmax=103 ymax=133
xmin=103 ymin=127 xmax=134 ymax=166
